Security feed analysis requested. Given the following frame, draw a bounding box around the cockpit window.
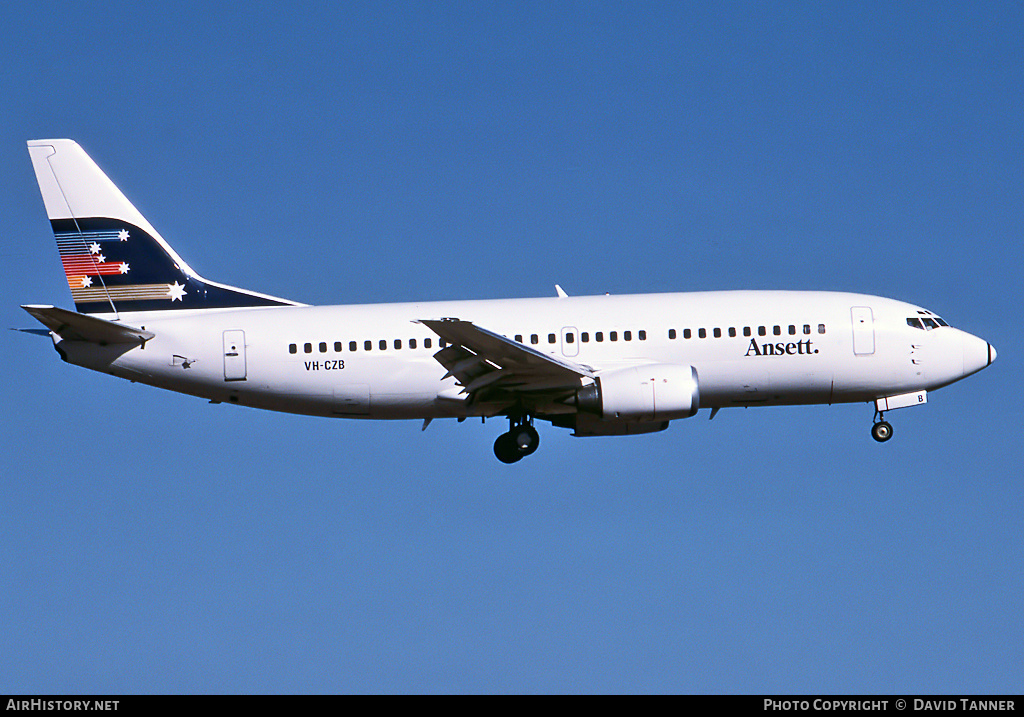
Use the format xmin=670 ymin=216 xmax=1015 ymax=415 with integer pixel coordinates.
xmin=908 ymin=315 xmax=948 ymax=330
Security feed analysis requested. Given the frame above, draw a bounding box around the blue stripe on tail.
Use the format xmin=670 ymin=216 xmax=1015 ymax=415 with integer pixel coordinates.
xmin=52 ymin=217 xmax=292 ymax=314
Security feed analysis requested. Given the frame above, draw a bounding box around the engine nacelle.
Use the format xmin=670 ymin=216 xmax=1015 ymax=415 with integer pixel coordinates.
xmin=576 ymin=364 xmax=700 ymax=421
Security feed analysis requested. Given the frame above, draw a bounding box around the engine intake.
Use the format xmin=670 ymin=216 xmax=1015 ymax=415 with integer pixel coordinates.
xmin=576 ymin=364 xmax=700 ymax=421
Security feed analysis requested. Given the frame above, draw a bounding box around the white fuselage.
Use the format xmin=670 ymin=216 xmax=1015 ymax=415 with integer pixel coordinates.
xmin=58 ymin=290 xmax=992 ymax=422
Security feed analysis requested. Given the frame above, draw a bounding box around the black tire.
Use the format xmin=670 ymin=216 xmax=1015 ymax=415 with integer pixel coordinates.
xmin=494 ymin=432 xmax=523 ymax=463
xmin=511 ymin=424 xmax=540 ymax=456
xmin=871 ymin=421 xmax=893 ymax=442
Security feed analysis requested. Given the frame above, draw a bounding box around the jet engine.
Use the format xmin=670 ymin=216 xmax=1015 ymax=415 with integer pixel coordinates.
xmin=574 ymin=364 xmax=700 ymax=421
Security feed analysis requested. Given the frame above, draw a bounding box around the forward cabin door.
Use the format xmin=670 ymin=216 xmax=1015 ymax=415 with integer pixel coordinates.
xmin=223 ymin=330 xmax=247 ymax=381
xmin=851 ymin=307 xmax=875 ymax=356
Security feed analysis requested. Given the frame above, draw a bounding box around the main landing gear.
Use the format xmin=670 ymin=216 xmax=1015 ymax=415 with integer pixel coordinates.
xmin=494 ymin=416 xmax=540 ymax=464
xmin=871 ymin=410 xmax=893 ymax=443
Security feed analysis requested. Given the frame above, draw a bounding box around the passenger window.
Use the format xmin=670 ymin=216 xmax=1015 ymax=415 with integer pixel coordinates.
xmin=379 ymin=340 xmax=387 ymax=350
xmin=531 ymin=334 xmax=539 ymax=345
xmin=713 ymin=328 xmax=721 ymax=338
xmin=789 ymin=325 xmax=796 ymax=335
xmin=818 ymin=324 xmax=826 ymax=334
xmin=319 ymin=342 xmax=327 ymax=353
xmin=289 ymin=344 xmax=297 ymax=354
xmin=410 ymin=338 xmax=417 ymax=349
xmin=683 ymin=329 xmax=691 ymax=339
xmin=639 ymin=330 xmax=646 ymax=340
xmin=334 ymin=341 xmax=342 ymax=352
xmin=548 ymin=333 xmax=556 ymax=344
xmin=804 ymin=325 xmax=811 ymax=335
xmin=610 ymin=331 xmax=618 ymax=341
xmin=304 ymin=343 xmax=312 ymax=353
xmin=349 ymin=341 xmax=357 ymax=352
xmin=515 ymin=335 xmax=523 ymax=343
xmin=596 ymin=332 xmax=604 ymax=342
xmin=698 ymin=328 xmax=706 ymax=339
xmin=623 ymin=331 xmax=631 ymax=341
xmin=424 ymin=338 xmax=432 ymax=349
xmin=668 ymin=329 xmax=677 ymax=340
xmin=565 ymin=333 xmax=575 ymax=344
xmin=743 ymin=327 xmax=751 ymax=337
xmin=581 ymin=332 xmax=589 ymax=342
xmin=440 ymin=340 xmax=447 ymax=348
xmin=728 ymin=327 xmax=736 ymax=338
xmin=773 ymin=326 xmax=781 ymax=336
xmin=758 ymin=326 xmax=766 ymax=336
xmin=394 ymin=339 xmax=402 ymax=350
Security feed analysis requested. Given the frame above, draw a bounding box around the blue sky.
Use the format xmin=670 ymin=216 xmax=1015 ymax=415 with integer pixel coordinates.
xmin=1 ymin=1 xmax=1021 ymax=693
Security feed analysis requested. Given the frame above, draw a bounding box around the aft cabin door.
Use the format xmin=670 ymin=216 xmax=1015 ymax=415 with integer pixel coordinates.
xmin=851 ymin=307 xmax=875 ymax=356
xmin=223 ymin=330 xmax=247 ymax=381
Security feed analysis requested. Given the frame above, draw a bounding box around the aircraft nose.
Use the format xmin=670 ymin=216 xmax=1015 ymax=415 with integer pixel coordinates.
xmin=962 ymin=333 xmax=994 ymax=377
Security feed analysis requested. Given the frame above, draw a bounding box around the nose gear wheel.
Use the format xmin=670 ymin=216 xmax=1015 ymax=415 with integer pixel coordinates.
xmin=871 ymin=409 xmax=893 ymax=442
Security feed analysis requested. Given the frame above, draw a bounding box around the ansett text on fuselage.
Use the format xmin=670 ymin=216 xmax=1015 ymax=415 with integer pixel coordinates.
xmin=745 ymin=338 xmax=817 ymax=357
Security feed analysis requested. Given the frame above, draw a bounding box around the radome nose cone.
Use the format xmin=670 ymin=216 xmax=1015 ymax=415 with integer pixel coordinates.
xmin=962 ymin=333 xmax=992 ymax=377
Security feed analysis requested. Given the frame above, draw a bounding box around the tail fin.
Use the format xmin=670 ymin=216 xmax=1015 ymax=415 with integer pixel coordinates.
xmin=27 ymin=139 xmax=300 ymax=315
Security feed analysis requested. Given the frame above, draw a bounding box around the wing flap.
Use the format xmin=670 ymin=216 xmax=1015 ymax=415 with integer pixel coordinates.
xmin=420 ymin=319 xmax=593 ymax=381
xmin=433 ymin=345 xmax=494 ymax=385
xmin=420 ymin=318 xmax=593 ymax=408
xmin=22 ymin=305 xmax=154 ymax=345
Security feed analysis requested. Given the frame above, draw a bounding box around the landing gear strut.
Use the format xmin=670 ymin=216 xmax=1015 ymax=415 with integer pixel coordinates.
xmin=494 ymin=416 xmax=540 ymax=464
xmin=871 ymin=410 xmax=893 ymax=443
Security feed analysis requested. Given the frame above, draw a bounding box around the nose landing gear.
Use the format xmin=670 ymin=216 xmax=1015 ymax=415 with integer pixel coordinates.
xmin=494 ymin=416 xmax=540 ymax=463
xmin=871 ymin=410 xmax=893 ymax=442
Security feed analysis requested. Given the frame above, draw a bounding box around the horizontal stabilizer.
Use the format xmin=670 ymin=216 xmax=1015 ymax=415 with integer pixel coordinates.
xmin=22 ymin=305 xmax=154 ymax=345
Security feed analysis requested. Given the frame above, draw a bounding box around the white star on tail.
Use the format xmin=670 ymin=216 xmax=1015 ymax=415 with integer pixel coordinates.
xmin=167 ymin=281 xmax=187 ymax=301
xmin=81 ymin=276 xmax=92 ymax=288
xmin=97 ymin=254 xmax=105 ymax=263
xmin=89 ymin=242 xmax=101 ymax=254
xmin=119 ymin=262 xmax=129 ymax=274
xmin=118 ymin=229 xmax=129 ymax=241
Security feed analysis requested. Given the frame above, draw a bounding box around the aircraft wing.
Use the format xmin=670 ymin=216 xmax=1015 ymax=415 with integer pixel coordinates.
xmin=419 ymin=318 xmax=593 ymax=405
xmin=22 ymin=305 xmax=154 ymax=345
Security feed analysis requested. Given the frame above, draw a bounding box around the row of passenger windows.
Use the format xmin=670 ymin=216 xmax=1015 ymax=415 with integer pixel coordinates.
xmin=669 ymin=323 xmax=827 ymax=340
xmin=288 ymin=323 xmax=827 ymax=354
xmin=287 ymin=329 xmax=651 ymax=354
xmin=290 ymin=337 xmax=444 ymax=354
xmin=521 ymin=330 xmax=647 ymax=344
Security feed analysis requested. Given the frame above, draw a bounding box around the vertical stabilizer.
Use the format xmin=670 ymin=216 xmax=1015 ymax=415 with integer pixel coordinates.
xmin=27 ymin=139 xmax=299 ymax=315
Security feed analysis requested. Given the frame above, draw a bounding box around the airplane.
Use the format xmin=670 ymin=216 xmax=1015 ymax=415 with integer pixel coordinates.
xmin=20 ymin=139 xmax=996 ymax=463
